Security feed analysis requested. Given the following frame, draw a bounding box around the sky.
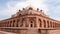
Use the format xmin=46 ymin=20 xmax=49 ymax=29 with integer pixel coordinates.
xmin=0 ymin=0 xmax=60 ymax=21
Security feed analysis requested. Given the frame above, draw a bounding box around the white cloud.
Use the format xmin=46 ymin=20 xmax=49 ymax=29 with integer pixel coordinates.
xmin=6 ymin=0 xmax=49 ymax=14
xmin=7 ymin=0 xmax=48 ymax=10
xmin=47 ymin=5 xmax=60 ymax=21
xmin=3 ymin=0 xmax=48 ymax=16
xmin=0 ymin=0 xmax=60 ymax=21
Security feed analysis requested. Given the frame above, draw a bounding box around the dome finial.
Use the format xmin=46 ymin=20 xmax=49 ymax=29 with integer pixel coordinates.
xmin=29 ymin=0 xmax=32 ymax=7
xmin=24 ymin=0 xmax=36 ymax=10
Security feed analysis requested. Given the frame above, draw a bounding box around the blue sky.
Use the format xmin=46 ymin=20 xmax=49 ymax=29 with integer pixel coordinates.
xmin=0 ymin=0 xmax=60 ymax=21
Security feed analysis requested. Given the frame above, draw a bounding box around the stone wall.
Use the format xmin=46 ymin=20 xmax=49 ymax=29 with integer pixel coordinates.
xmin=20 ymin=29 xmax=38 ymax=34
xmin=19 ymin=29 xmax=48 ymax=34
xmin=48 ymin=30 xmax=60 ymax=34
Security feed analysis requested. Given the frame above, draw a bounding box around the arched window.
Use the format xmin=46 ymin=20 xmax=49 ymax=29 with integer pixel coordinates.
xmin=13 ymin=20 xmax=15 ymax=27
xmin=50 ymin=21 xmax=52 ymax=28
xmin=31 ymin=21 xmax=33 ymax=27
xmin=47 ymin=21 xmax=49 ymax=28
xmin=30 ymin=21 xmax=34 ymax=27
xmin=39 ymin=19 xmax=42 ymax=27
xmin=54 ymin=22 xmax=56 ymax=27
xmin=17 ymin=19 xmax=20 ymax=27
xmin=7 ymin=21 xmax=9 ymax=27
xmin=6 ymin=22 xmax=8 ymax=27
xmin=10 ymin=21 xmax=12 ymax=27
xmin=43 ymin=20 xmax=46 ymax=28
xmin=53 ymin=22 xmax=55 ymax=28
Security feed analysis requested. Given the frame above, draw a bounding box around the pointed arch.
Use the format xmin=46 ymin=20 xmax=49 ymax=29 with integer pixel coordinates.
xmin=43 ymin=20 xmax=46 ymax=28
xmin=39 ymin=19 xmax=42 ymax=27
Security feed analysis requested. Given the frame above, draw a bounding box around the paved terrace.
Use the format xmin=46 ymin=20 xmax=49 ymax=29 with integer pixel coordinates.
xmin=0 ymin=31 xmax=17 ymax=34
xmin=0 ymin=27 xmax=59 ymax=30
xmin=0 ymin=27 xmax=59 ymax=34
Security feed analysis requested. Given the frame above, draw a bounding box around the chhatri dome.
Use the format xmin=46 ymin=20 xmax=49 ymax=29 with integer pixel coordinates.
xmin=11 ymin=4 xmax=48 ymax=18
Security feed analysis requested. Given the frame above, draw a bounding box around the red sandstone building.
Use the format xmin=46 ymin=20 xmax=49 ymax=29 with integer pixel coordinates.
xmin=0 ymin=6 xmax=60 ymax=34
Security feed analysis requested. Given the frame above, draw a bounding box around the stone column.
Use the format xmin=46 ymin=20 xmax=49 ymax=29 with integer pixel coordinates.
xmin=20 ymin=17 xmax=23 ymax=27
xmin=36 ymin=17 xmax=39 ymax=28
xmin=26 ymin=18 xmax=29 ymax=27
xmin=41 ymin=19 xmax=44 ymax=28
xmin=19 ymin=18 xmax=22 ymax=27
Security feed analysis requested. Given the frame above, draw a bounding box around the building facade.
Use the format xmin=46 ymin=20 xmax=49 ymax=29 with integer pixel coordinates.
xmin=0 ymin=6 xmax=60 ymax=34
